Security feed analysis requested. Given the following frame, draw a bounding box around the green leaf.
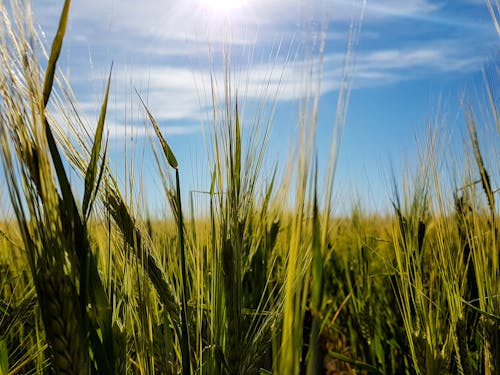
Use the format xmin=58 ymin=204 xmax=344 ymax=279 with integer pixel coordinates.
xmin=40 ymin=0 xmax=80 ymax=230
xmin=310 ymin=158 xmax=323 ymax=310
xmin=234 ymin=97 xmax=241 ymax=194
xmin=42 ymin=0 xmax=71 ymax=108
xmin=40 ymin=0 xmax=80 ymax=233
xmin=306 ymin=158 xmax=324 ymax=375
xmin=88 ymin=327 xmax=113 ymax=374
xmin=175 ymin=169 xmax=191 ymax=375
xmin=83 ymin=64 xmax=112 ymax=220
xmin=90 ymin=135 xmax=109 ymax=210
xmin=462 ymin=298 xmax=500 ymax=323
xmin=210 ymin=169 xmax=216 ymax=196
xmin=261 ymin=164 xmax=277 ymax=217
xmin=92 ymin=265 xmax=115 ymax=373
xmin=135 ymin=90 xmax=178 ymax=169
xmin=328 ymin=352 xmax=383 ymax=374
xmin=0 ymin=340 xmax=7 ymax=375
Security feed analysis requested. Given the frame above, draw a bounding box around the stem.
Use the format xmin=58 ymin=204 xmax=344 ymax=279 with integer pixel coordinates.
xmin=176 ymin=168 xmax=191 ymax=375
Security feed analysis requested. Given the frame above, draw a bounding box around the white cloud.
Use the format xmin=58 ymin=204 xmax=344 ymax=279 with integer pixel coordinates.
xmin=362 ymin=0 xmax=441 ymax=19
xmin=71 ymin=36 xmax=487 ymax=139
xmin=33 ymin=0 xmax=440 ymax=48
xmin=355 ymin=43 xmax=484 ymax=74
xmin=105 ymin=121 xmax=200 ymax=139
xmin=28 ymin=0 xmax=493 ymax=140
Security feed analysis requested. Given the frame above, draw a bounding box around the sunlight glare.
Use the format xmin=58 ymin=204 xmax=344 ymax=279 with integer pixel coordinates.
xmin=200 ymin=0 xmax=247 ymax=13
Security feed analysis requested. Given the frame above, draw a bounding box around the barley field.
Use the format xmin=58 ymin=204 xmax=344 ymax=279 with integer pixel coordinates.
xmin=0 ymin=0 xmax=499 ymax=374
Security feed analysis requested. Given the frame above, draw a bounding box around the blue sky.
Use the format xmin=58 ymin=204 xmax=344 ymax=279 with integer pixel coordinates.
xmin=28 ymin=0 xmax=500 ymax=215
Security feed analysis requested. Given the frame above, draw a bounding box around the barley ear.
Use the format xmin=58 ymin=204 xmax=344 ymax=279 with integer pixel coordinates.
xmin=38 ymin=269 xmax=88 ymax=375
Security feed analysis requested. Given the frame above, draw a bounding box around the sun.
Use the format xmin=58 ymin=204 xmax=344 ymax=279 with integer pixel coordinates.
xmin=200 ymin=0 xmax=247 ymax=13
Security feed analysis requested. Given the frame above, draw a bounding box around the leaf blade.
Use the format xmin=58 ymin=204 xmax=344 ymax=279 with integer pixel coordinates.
xmin=83 ymin=64 xmax=112 ymax=219
xmin=42 ymin=0 xmax=71 ymax=108
xmin=136 ymin=89 xmax=178 ymax=169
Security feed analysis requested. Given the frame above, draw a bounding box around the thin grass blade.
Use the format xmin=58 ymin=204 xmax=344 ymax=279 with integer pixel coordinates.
xmin=175 ymin=169 xmax=192 ymax=375
xmin=328 ymin=352 xmax=383 ymax=374
xmin=0 ymin=339 xmax=7 ymax=375
xmin=234 ymin=98 xmax=241 ymax=195
xmin=136 ymin=89 xmax=178 ymax=169
xmin=83 ymin=64 xmax=112 ymax=220
xmin=306 ymin=158 xmax=324 ymax=375
xmin=42 ymin=0 xmax=71 ymax=108
xmin=40 ymin=0 xmax=79 ymax=227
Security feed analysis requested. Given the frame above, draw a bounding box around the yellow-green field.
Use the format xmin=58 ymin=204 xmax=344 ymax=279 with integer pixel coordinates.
xmin=0 ymin=0 xmax=499 ymax=374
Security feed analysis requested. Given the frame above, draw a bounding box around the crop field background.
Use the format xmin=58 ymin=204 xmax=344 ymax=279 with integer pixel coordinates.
xmin=0 ymin=0 xmax=499 ymax=374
